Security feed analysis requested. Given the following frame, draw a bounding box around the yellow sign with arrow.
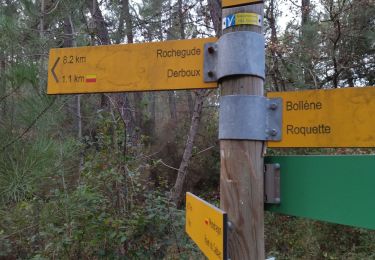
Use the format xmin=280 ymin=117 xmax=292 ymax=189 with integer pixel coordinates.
xmin=47 ymin=38 xmax=217 ymax=94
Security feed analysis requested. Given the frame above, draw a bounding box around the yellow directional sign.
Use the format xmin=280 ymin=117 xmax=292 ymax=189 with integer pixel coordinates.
xmin=47 ymin=38 xmax=217 ymax=94
xmin=186 ymin=192 xmax=227 ymax=260
xmin=222 ymin=0 xmax=263 ymax=8
xmin=267 ymin=87 xmax=375 ymax=148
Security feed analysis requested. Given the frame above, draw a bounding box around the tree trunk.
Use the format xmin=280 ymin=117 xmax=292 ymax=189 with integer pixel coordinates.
xmin=168 ymin=91 xmax=177 ymax=126
xmin=86 ymin=0 xmax=111 ymax=45
xmin=39 ymin=0 xmax=46 ymax=95
xmin=208 ymin=0 xmax=222 ymax=36
xmin=178 ymin=0 xmax=186 ymax=40
xmin=86 ymin=0 xmax=111 ymax=108
xmin=301 ymin=0 xmax=315 ymax=87
xmin=267 ymin=0 xmax=286 ymax=91
xmin=170 ymin=90 xmax=207 ymax=206
xmin=133 ymin=92 xmax=143 ymax=140
xmin=123 ymin=0 xmax=133 ymax=44
xmin=116 ymin=94 xmax=136 ymax=154
xmin=178 ymin=0 xmax=194 ymax=121
xmin=150 ymin=92 xmax=156 ymax=138
xmin=170 ymin=0 xmax=222 ymax=206
xmin=39 ymin=0 xmax=45 ymax=38
xmin=63 ymin=14 xmax=84 ymax=181
xmin=122 ymin=0 xmax=143 ymax=146
xmin=187 ymin=92 xmax=194 ymax=118
xmin=63 ymin=16 xmax=74 ymax=47
xmin=332 ymin=18 xmax=341 ymax=89
xmin=301 ymin=0 xmax=311 ymax=25
xmin=115 ymin=0 xmax=125 ymax=44
xmin=0 ymin=51 xmax=6 ymax=120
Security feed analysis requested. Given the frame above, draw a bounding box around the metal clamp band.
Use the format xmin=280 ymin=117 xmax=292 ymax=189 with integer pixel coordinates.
xmin=219 ymin=95 xmax=282 ymax=140
xmin=204 ymin=31 xmax=265 ymax=81
xmin=264 ymin=163 xmax=281 ymax=204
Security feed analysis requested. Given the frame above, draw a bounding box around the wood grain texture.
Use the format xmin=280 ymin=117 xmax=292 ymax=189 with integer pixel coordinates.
xmin=220 ymin=3 xmax=265 ymax=260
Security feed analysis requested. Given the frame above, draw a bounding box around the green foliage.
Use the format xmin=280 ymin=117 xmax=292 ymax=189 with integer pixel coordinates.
xmin=5 ymin=62 xmax=38 ymax=88
xmin=265 ymin=213 xmax=375 ymax=259
xmin=0 ymin=109 xmax=201 ymax=258
xmin=265 ymin=0 xmax=375 ymax=90
xmin=0 ymin=229 xmax=12 ymax=256
xmin=0 ymin=138 xmax=57 ymax=204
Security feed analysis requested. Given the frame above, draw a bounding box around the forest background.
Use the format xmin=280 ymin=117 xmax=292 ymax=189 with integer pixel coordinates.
xmin=0 ymin=0 xmax=374 ymax=258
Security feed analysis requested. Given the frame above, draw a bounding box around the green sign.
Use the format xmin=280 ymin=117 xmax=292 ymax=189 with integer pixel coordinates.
xmin=265 ymin=155 xmax=375 ymax=230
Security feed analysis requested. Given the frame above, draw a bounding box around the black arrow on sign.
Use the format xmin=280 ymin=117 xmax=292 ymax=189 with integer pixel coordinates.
xmin=51 ymin=57 xmax=60 ymax=83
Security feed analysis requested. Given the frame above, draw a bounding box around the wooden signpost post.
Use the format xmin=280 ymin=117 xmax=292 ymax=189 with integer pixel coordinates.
xmin=219 ymin=2 xmax=266 ymax=260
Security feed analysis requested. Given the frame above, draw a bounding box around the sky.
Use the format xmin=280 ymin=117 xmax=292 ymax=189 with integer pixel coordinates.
xmin=277 ymin=0 xmax=324 ymax=31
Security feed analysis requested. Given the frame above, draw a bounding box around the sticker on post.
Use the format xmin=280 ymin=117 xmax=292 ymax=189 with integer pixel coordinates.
xmin=222 ymin=13 xmax=262 ymax=29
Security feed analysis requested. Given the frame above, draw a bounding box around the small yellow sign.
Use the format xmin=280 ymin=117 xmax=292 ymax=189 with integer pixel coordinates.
xmin=267 ymin=87 xmax=375 ymax=148
xmin=235 ymin=13 xmax=261 ymax=26
xmin=47 ymin=38 xmax=217 ymax=94
xmin=186 ymin=192 xmax=227 ymax=260
xmin=223 ymin=13 xmax=262 ymax=29
xmin=222 ymin=0 xmax=263 ymax=8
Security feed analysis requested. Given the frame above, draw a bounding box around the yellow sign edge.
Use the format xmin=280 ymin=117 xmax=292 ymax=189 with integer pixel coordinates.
xmin=185 ymin=192 xmax=228 ymax=260
xmin=186 ymin=192 xmax=226 ymax=214
xmin=47 ymin=84 xmax=218 ymax=95
xmin=222 ymin=0 xmax=264 ymax=8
